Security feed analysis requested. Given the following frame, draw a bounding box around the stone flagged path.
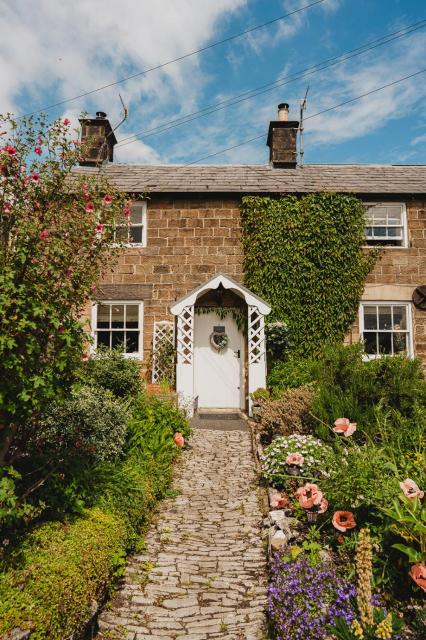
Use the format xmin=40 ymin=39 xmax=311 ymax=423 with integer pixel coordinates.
xmin=98 ymin=418 xmax=268 ymax=639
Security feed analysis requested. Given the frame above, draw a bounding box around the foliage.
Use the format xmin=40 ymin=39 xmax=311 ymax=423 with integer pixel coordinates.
xmin=250 ymin=387 xmax=270 ymax=402
xmin=268 ymin=553 xmax=356 ymax=640
xmin=382 ymin=494 xmax=426 ymax=565
xmin=256 ymin=385 xmax=315 ymax=440
xmin=261 ymin=434 xmax=336 ymax=487
xmin=267 ymin=356 xmax=317 ymax=394
xmin=310 ymin=343 xmax=426 ymax=440
xmin=194 ymin=305 xmax=247 ymax=333
xmin=241 ymin=193 xmax=376 ymax=357
xmin=151 ymin=337 xmax=176 ymax=385
xmin=0 ymin=467 xmax=42 ymax=533
xmin=35 ymin=385 xmax=129 ymax=463
xmin=266 ymin=321 xmax=292 ymax=361
xmin=81 ymin=346 xmax=143 ymax=398
xmin=0 ymin=113 xmax=127 ymax=465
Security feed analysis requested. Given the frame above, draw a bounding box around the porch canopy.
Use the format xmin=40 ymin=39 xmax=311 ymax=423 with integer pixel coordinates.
xmin=170 ymin=273 xmax=271 ymax=415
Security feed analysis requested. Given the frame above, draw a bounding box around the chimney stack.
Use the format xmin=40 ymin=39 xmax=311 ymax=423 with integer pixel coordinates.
xmin=267 ymin=103 xmax=299 ymax=168
xmin=78 ymin=112 xmax=117 ymax=166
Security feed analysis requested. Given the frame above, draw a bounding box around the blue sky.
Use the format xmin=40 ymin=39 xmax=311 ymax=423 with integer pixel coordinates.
xmin=1 ymin=0 xmax=425 ymax=165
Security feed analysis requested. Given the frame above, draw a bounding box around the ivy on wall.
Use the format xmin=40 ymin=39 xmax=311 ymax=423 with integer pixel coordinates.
xmin=240 ymin=193 xmax=377 ymax=357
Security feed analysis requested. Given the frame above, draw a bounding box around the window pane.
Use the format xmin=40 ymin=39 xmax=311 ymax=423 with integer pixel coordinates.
xmin=393 ymin=306 xmax=407 ymax=330
xmin=130 ymin=226 xmax=143 ymax=244
xmin=387 ymin=206 xmax=402 ymax=224
xmin=111 ymin=305 xmax=124 ymax=328
xmin=363 ymin=306 xmax=377 ymax=330
xmin=378 ymin=306 xmax=392 ymax=330
xmin=115 ymin=225 xmax=129 ymax=243
xmin=125 ymin=332 xmax=139 ymax=353
xmin=365 ymin=226 xmax=373 ymax=237
xmin=126 ymin=305 xmax=139 ymax=328
xmin=373 ymin=227 xmax=386 ymax=237
xmin=112 ymin=331 xmax=125 ymax=350
xmin=97 ymin=304 xmax=110 ymax=328
xmin=378 ymin=332 xmax=392 ymax=354
xmin=364 ymin=332 xmax=377 ymax=355
xmin=97 ymin=331 xmax=110 ymax=348
xmin=388 ymin=227 xmax=402 ymax=238
xmin=130 ymin=203 xmax=144 ymax=225
xmin=393 ymin=333 xmax=407 ymax=354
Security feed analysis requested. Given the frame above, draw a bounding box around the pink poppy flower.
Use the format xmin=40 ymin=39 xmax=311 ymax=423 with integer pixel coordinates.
xmin=3 ymin=202 xmax=12 ymax=213
xmin=174 ymin=432 xmax=185 ymax=448
xmin=103 ymin=194 xmax=113 ymax=204
xmin=409 ymin=563 xmax=426 ymax=592
xmin=286 ymin=452 xmax=304 ymax=466
xmin=318 ymin=497 xmax=328 ymax=514
xmin=332 ymin=511 xmax=356 ymax=532
xmin=31 ymin=172 xmax=40 ymax=182
xmin=63 ymin=118 xmax=71 ymax=126
xmin=39 ymin=230 xmax=49 ymax=240
xmin=34 ymin=146 xmax=42 ymax=156
xmin=96 ymin=223 xmax=105 ymax=233
xmin=270 ymin=490 xmax=289 ymax=509
xmin=337 ymin=534 xmax=344 ymax=544
xmin=400 ymin=479 xmax=424 ymax=500
xmin=333 ymin=417 xmax=357 ymax=437
xmin=85 ymin=202 xmax=95 ymax=213
xmin=296 ymin=483 xmax=323 ymax=510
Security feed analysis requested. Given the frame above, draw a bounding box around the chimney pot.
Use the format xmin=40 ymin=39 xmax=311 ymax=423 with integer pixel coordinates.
xmin=96 ymin=111 xmax=107 ymax=119
xmin=277 ymin=103 xmax=289 ymax=122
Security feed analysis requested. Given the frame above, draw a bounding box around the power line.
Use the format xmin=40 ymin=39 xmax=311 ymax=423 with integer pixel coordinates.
xmin=115 ymin=19 xmax=426 ymax=149
xmin=16 ymin=0 xmax=326 ymax=119
xmin=150 ymin=68 xmax=426 ymax=170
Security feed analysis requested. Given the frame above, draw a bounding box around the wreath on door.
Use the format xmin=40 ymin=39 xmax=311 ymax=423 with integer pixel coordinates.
xmin=210 ymin=331 xmax=229 ymax=353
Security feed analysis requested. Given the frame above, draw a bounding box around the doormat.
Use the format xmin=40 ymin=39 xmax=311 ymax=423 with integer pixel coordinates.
xmin=198 ymin=413 xmax=242 ymax=421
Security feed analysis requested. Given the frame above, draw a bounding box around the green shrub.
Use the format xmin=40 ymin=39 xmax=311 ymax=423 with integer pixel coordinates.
xmin=256 ymin=385 xmax=315 ymax=440
xmin=81 ymin=347 xmax=143 ymax=398
xmin=36 ymin=385 xmax=129 ymax=463
xmin=0 ymin=508 xmax=128 ymax=639
xmin=267 ymin=357 xmax=317 ymax=394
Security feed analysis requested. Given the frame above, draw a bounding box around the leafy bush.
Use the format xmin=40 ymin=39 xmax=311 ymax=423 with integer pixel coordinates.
xmin=266 ymin=321 xmax=292 ymax=361
xmin=261 ymin=434 xmax=336 ymax=487
xmin=257 ymin=385 xmax=315 ymax=439
xmin=267 ymin=357 xmax=317 ymax=394
xmin=268 ymin=554 xmax=355 ymax=640
xmin=310 ymin=343 xmax=426 ymax=439
xmin=81 ymin=347 xmax=143 ymax=398
xmin=36 ymin=385 xmax=129 ymax=463
xmin=0 ymin=508 xmax=128 ymax=639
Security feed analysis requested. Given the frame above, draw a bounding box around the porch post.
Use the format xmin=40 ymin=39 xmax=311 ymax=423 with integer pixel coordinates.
xmin=175 ymin=304 xmax=195 ymax=416
xmin=248 ymin=305 xmax=267 ymax=416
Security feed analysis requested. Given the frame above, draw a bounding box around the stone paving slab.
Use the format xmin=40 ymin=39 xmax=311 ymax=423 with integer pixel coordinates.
xmin=97 ymin=424 xmax=268 ymax=640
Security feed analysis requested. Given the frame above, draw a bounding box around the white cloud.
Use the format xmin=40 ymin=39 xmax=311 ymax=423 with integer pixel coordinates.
xmin=411 ymin=133 xmax=426 ymax=146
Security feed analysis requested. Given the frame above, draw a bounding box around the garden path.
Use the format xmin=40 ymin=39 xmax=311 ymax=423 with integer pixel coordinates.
xmin=97 ymin=417 xmax=268 ymax=640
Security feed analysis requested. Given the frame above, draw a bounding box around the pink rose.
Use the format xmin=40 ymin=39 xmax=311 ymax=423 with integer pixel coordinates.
xmin=286 ymin=452 xmax=304 ymax=466
xmin=174 ymin=432 xmax=185 ymax=448
xmin=85 ymin=202 xmax=95 ymax=214
xmin=34 ymin=146 xmax=42 ymax=156
xmin=409 ymin=563 xmax=426 ymax=592
xmin=103 ymin=194 xmax=113 ymax=204
xmin=63 ymin=118 xmax=71 ymax=126
xmin=3 ymin=202 xmax=12 ymax=213
xmin=96 ymin=223 xmax=105 ymax=233
xmin=31 ymin=172 xmax=40 ymax=182
xmin=296 ymin=483 xmax=323 ymax=510
xmin=123 ymin=202 xmax=131 ymax=217
xmin=332 ymin=511 xmax=356 ymax=532
xmin=333 ymin=417 xmax=357 ymax=437
xmin=3 ymin=145 xmax=17 ymax=156
xmin=91 ymin=284 xmax=97 ymax=294
xmin=39 ymin=230 xmax=49 ymax=240
xmin=400 ymin=479 xmax=424 ymax=500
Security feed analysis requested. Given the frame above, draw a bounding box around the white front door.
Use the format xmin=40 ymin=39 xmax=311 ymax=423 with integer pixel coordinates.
xmin=194 ymin=311 xmax=244 ymax=409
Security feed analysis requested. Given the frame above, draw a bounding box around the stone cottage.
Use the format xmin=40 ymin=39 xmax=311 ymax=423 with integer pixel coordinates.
xmin=76 ymin=106 xmax=426 ymax=415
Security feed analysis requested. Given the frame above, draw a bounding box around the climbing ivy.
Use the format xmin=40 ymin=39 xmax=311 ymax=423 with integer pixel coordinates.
xmin=240 ymin=193 xmax=377 ymax=357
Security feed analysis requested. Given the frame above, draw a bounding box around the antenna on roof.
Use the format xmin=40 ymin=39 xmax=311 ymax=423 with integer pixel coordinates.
xmin=97 ymin=95 xmax=128 ymax=171
xmin=299 ymin=86 xmax=309 ymax=166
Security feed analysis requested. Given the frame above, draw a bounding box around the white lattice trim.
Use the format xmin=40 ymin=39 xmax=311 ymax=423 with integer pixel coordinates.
xmin=248 ymin=305 xmax=266 ymax=364
xmin=177 ymin=305 xmax=194 ymax=365
xmin=152 ymin=320 xmax=175 ymax=383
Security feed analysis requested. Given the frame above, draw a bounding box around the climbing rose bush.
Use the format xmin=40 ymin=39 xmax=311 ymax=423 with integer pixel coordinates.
xmin=268 ymin=554 xmax=355 ymax=640
xmin=0 ymin=113 xmax=127 ymax=465
xmin=261 ymin=434 xmax=336 ymax=486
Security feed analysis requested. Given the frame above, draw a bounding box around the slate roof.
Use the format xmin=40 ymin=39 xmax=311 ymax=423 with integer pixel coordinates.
xmin=72 ymin=163 xmax=426 ymax=195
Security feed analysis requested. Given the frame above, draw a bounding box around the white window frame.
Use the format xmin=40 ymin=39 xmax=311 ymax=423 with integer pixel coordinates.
xmin=111 ymin=201 xmax=147 ymax=247
xmin=363 ymin=202 xmax=408 ymax=249
xmin=91 ymin=300 xmax=144 ymax=359
xmin=359 ymin=301 xmax=413 ymax=360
